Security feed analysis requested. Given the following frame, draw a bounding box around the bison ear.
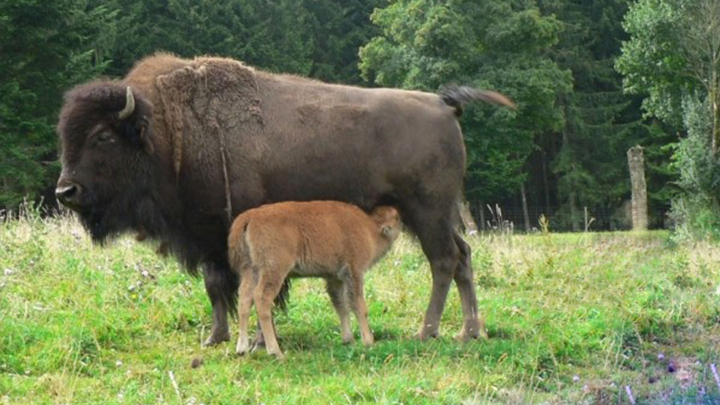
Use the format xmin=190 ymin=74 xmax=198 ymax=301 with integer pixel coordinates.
xmin=119 ymin=116 xmax=154 ymax=154
xmin=381 ymin=225 xmax=392 ymax=237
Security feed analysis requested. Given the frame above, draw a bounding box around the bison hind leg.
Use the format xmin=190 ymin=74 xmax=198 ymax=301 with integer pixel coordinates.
xmin=403 ymin=203 xmax=480 ymax=341
xmin=452 ymin=231 xmax=487 ymax=341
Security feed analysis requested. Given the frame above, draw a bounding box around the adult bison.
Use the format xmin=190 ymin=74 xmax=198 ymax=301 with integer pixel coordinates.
xmin=55 ymin=53 xmax=512 ymax=345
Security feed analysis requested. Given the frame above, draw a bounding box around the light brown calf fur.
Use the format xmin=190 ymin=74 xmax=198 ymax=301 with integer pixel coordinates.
xmin=228 ymin=201 xmax=401 ymax=358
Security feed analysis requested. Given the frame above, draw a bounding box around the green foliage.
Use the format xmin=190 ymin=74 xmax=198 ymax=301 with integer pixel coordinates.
xmin=0 ymin=0 xmax=383 ymax=210
xmin=0 ymin=0 xmax=715 ymax=236
xmin=360 ymin=0 xmax=570 ymax=203
xmin=615 ymin=0 xmax=696 ymax=127
xmin=536 ymin=0 xmax=660 ymax=231
xmin=0 ymin=0 xmax=115 ymax=208
xmin=669 ymin=97 xmax=720 ymax=241
xmin=618 ymin=0 xmax=720 ymax=238
xmin=2 ymin=216 xmax=719 ymax=403
xmin=102 ymin=0 xmax=380 ymax=81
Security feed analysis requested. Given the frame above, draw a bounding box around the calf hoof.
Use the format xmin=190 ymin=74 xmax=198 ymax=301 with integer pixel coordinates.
xmin=362 ymin=336 xmax=375 ymax=346
xmin=203 ymin=332 xmax=231 ymax=347
xmin=341 ymin=335 xmax=354 ymax=345
xmin=236 ymin=341 xmax=251 ymax=356
xmin=250 ymin=339 xmax=266 ymax=353
xmin=269 ymin=351 xmax=285 ymax=360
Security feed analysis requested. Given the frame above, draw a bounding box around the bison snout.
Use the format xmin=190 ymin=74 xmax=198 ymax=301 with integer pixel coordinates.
xmin=55 ymin=181 xmax=83 ymax=207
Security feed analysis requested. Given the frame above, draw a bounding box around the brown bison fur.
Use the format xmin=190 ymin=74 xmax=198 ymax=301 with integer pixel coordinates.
xmin=229 ymin=201 xmax=401 ymax=358
xmin=56 ymin=53 xmax=509 ymax=346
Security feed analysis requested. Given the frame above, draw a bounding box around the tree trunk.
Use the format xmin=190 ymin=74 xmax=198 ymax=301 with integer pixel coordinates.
xmin=541 ymin=150 xmax=551 ymax=216
xmin=569 ymin=191 xmax=580 ymax=232
xmin=712 ymin=66 xmax=719 ymax=156
xmin=627 ymin=145 xmax=648 ymax=231
xmin=520 ymin=181 xmax=531 ymax=232
xmin=478 ymin=201 xmax=486 ymax=231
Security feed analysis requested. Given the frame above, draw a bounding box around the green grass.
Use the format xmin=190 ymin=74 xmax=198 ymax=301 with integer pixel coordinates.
xmin=1 ymin=213 xmax=719 ymax=404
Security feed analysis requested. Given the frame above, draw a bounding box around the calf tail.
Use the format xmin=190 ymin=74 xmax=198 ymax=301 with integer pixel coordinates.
xmin=228 ymin=217 xmax=290 ymax=312
xmin=439 ymin=85 xmax=516 ymax=117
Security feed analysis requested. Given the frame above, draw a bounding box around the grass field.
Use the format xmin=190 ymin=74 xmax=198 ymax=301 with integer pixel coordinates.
xmin=1 ymin=211 xmax=720 ymax=404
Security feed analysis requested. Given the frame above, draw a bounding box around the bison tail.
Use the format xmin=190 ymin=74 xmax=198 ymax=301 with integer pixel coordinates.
xmin=439 ymin=85 xmax=516 ymax=117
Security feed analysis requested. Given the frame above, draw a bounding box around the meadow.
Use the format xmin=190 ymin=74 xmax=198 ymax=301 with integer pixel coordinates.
xmin=1 ymin=210 xmax=719 ymax=404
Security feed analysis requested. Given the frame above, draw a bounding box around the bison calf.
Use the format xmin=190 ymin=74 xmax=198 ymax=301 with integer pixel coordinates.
xmin=228 ymin=201 xmax=401 ymax=358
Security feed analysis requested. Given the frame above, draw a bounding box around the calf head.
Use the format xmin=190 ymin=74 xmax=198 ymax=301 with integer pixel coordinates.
xmin=371 ymin=206 xmax=402 ymax=242
xmin=56 ymin=82 xmax=164 ymax=242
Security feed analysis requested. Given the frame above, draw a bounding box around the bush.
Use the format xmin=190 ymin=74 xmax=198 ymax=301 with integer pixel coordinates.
xmin=669 ymin=95 xmax=720 ymax=241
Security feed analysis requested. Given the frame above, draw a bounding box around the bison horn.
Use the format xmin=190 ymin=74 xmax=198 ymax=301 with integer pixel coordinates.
xmin=118 ymin=86 xmax=135 ymax=120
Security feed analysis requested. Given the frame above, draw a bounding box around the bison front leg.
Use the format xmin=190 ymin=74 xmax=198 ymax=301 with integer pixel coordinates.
xmin=202 ymin=263 xmax=237 ymax=346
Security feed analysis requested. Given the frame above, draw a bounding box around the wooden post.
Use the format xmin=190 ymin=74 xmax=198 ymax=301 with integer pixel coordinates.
xmin=627 ymin=145 xmax=648 ymax=231
xmin=457 ymin=198 xmax=479 ymax=235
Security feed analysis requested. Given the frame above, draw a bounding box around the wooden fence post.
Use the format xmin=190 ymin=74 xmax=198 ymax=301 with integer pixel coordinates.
xmin=457 ymin=198 xmax=479 ymax=235
xmin=627 ymin=145 xmax=648 ymax=231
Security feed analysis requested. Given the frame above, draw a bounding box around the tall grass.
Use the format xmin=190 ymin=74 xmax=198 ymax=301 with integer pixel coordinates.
xmin=1 ymin=211 xmax=719 ymax=404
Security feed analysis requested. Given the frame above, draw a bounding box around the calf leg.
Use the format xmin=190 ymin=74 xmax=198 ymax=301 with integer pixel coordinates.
xmin=251 ymin=280 xmax=289 ymax=351
xmin=202 ymin=262 xmax=238 ymax=346
xmin=453 ymin=232 xmax=486 ymax=340
xmin=326 ymin=278 xmax=353 ymax=344
xmin=236 ymin=273 xmax=255 ymax=355
xmin=253 ymin=272 xmax=287 ymax=359
xmin=347 ymin=272 xmax=374 ymax=346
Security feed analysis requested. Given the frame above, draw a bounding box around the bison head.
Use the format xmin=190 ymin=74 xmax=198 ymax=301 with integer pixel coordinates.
xmin=56 ymin=82 xmax=164 ymax=243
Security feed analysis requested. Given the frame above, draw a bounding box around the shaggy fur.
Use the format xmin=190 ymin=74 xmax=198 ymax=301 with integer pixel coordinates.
xmin=229 ymin=201 xmax=401 ymax=358
xmin=56 ymin=53 xmax=509 ymax=345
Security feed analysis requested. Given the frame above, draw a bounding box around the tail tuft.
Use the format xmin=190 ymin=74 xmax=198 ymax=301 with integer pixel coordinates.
xmin=439 ymin=85 xmax=516 ymax=116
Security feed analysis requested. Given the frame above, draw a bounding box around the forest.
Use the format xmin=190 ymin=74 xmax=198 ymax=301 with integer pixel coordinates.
xmin=2 ymin=0 xmax=719 ymax=236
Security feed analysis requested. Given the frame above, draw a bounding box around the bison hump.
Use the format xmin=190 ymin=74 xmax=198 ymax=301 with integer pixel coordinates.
xmin=154 ymin=58 xmax=264 ymax=177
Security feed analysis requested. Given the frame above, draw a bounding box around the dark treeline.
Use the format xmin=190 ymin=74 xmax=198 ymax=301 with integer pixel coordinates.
xmin=1 ymin=0 xmax=717 ymax=235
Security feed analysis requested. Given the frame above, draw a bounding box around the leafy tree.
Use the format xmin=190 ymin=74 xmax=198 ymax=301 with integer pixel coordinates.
xmin=360 ymin=0 xmax=570 ymax=220
xmin=0 ymin=0 xmax=115 ymax=209
xmin=617 ymin=0 xmax=720 ymax=238
xmin=103 ymin=0 xmax=380 ymax=81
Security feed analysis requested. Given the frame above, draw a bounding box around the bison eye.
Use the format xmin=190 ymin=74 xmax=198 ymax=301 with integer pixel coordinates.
xmin=96 ymin=130 xmax=115 ymax=144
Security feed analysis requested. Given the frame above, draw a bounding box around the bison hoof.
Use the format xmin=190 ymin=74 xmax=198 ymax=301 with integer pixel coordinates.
xmin=203 ymin=333 xmax=231 ymax=347
xmin=415 ymin=329 xmax=440 ymax=341
xmin=455 ymin=320 xmax=488 ymax=342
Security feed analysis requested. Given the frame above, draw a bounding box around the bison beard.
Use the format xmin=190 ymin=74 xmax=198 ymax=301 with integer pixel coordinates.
xmin=56 ymin=53 xmax=512 ymax=346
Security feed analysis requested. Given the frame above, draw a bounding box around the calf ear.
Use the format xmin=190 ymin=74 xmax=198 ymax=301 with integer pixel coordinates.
xmin=381 ymin=224 xmax=392 ymax=237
